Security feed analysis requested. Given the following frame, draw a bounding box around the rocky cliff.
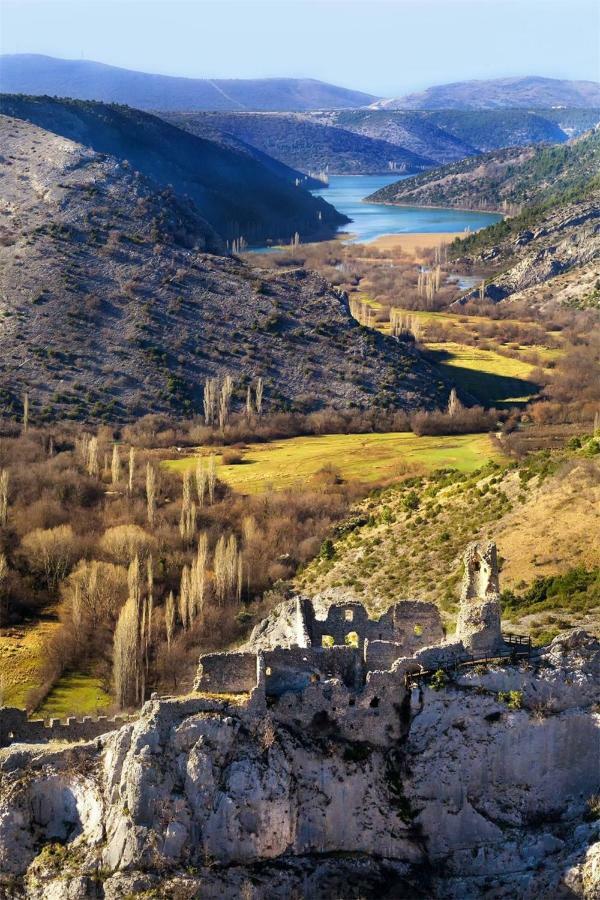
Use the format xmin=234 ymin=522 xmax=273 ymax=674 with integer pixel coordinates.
xmin=0 ymin=630 xmax=598 ymax=898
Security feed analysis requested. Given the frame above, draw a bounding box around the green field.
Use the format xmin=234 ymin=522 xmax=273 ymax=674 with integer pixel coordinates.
xmin=36 ymin=674 xmax=112 ymax=719
xmin=426 ymin=341 xmax=540 ymax=406
xmin=165 ymin=432 xmax=504 ymax=494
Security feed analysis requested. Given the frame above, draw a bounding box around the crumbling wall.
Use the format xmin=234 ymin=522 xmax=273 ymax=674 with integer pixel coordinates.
xmin=364 ymin=640 xmax=404 ymax=672
xmin=455 ymin=541 xmax=503 ymax=654
xmin=264 ymin=646 xmax=363 ymax=696
xmin=0 ymin=706 xmax=133 ymax=748
xmin=307 ymin=598 xmax=443 ymax=652
xmin=194 ymin=652 xmax=259 ymax=694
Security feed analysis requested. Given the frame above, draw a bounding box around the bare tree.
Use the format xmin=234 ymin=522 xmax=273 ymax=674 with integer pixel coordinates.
xmin=207 ymin=455 xmax=216 ymax=505
xmin=87 ymin=436 xmax=99 ymax=477
xmin=111 ymin=444 xmax=121 ymax=486
xmin=219 ymin=375 xmax=234 ymax=430
xmin=246 ymin=385 xmax=253 ymax=423
xmin=195 ymin=458 xmax=207 ymax=507
xmin=255 ymin=377 xmax=264 ymax=418
xmin=178 ymin=564 xmax=191 ymax=629
xmin=128 ymin=446 xmax=136 ymax=495
xmin=165 ymin=590 xmax=176 ymax=648
xmin=113 ymin=595 xmax=141 ymax=708
xmin=22 ymin=392 xmax=29 ymax=433
xmin=0 ymin=469 xmax=8 ymax=526
xmin=21 ymin=524 xmax=78 ymax=589
xmin=146 ymin=463 xmax=156 ymax=527
xmin=203 ymin=378 xmax=218 ymax=426
xmin=447 ymin=388 xmax=462 ymax=418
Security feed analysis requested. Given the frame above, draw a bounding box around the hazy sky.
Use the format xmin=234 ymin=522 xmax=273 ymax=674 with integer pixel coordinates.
xmin=1 ymin=0 xmax=599 ymax=96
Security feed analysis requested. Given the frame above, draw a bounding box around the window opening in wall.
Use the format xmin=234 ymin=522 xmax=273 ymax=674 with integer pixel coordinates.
xmin=265 ymin=667 xmax=272 ymax=676
xmin=322 ymin=635 xmax=335 ymax=648
xmin=414 ymin=624 xmax=423 ymax=636
xmin=345 ymin=631 xmax=359 ymax=648
xmin=369 ymin=697 xmax=380 ymax=708
xmin=344 ymin=609 xmax=354 ymax=622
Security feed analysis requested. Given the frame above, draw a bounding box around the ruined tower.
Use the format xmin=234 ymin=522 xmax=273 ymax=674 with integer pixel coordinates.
xmin=455 ymin=541 xmax=503 ymax=654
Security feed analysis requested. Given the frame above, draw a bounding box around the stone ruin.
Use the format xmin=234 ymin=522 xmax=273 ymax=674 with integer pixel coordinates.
xmin=0 ymin=541 xmax=509 ymax=748
xmin=194 ymin=541 xmax=508 ymax=704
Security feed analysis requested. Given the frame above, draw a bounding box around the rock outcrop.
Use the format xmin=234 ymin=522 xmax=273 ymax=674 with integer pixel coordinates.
xmin=0 ymin=630 xmax=598 ymax=898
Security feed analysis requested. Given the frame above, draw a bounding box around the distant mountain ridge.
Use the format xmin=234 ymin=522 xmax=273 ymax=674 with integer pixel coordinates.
xmin=374 ymin=76 xmax=600 ymax=110
xmin=0 ymin=55 xmax=376 ymax=111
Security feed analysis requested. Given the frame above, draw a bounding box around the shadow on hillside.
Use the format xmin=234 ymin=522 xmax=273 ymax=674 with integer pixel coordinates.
xmin=427 ymin=348 xmax=540 ymax=408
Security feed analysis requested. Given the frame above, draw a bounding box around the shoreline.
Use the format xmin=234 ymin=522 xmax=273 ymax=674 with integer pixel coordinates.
xmin=366 ymin=198 xmax=505 ymax=217
xmin=366 ymin=232 xmax=467 ymax=253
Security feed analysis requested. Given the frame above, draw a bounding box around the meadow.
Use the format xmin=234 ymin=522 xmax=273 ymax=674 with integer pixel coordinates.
xmin=165 ymin=431 xmax=504 ymax=493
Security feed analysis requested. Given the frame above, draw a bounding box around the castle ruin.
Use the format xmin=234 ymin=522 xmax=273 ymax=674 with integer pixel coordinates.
xmin=194 ymin=540 xmax=509 ymax=702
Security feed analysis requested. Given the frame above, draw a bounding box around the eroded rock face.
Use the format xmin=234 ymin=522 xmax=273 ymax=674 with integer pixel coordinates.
xmin=0 ymin=633 xmax=599 ymax=899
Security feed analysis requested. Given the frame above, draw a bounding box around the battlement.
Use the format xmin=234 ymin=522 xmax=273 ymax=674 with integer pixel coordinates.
xmin=0 ymin=706 xmax=135 ymax=748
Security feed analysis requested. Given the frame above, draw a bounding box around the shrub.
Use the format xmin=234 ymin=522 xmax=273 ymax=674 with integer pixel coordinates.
xmin=430 ymin=669 xmax=447 ymax=691
xmin=498 ymin=690 xmax=523 ymax=710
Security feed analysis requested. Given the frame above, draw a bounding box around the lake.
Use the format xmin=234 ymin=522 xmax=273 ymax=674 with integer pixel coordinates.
xmin=312 ymin=174 xmax=502 ymax=244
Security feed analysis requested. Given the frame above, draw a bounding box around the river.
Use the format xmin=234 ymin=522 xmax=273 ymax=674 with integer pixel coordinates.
xmin=311 ymin=174 xmax=502 ymax=244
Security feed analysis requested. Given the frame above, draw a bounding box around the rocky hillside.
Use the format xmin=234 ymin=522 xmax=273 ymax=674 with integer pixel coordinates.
xmin=163 ymin=111 xmax=433 ymax=175
xmin=456 ymin=191 xmax=600 ymax=306
xmin=163 ymin=108 xmax=599 ymax=175
xmin=0 ymin=114 xmax=446 ymax=422
xmin=0 ymin=54 xmax=377 ymax=110
xmin=0 ymin=95 xmax=347 ymax=245
xmin=0 ymin=629 xmax=598 ymax=898
xmin=367 ymin=128 xmax=600 ymax=214
xmin=374 ymin=75 xmax=600 ymax=110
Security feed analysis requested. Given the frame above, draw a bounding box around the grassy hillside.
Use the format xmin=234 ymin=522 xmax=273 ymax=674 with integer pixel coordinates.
xmin=0 ymin=95 xmax=347 ymax=245
xmin=0 ymin=55 xmax=377 ymax=111
xmin=297 ymin=437 xmax=600 ymax=642
xmin=165 ymin=432 xmax=503 ymax=493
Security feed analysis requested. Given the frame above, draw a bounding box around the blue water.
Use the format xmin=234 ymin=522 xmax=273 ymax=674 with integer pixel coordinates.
xmin=311 ymin=174 xmax=502 ymax=244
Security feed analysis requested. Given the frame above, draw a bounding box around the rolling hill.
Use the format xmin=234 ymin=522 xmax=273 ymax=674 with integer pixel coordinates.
xmin=314 ymin=108 xmax=573 ymax=160
xmin=0 ymin=54 xmax=377 ymax=111
xmin=374 ymin=76 xmax=600 ymax=110
xmin=164 ymin=108 xmax=599 ymax=176
xmin=0 ymin=95 xmax=347 ymax=244
xmin=366 ymin=128 xmax=600 ymax=213
xmin=163 ymin=111 xmax=433 ymax=175
xmin=0 ymin=114 xmax=447 ymax=422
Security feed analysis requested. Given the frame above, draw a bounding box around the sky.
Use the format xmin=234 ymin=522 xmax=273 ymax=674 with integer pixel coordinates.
xmin=1 ymin=0 xmax=599 ymax=97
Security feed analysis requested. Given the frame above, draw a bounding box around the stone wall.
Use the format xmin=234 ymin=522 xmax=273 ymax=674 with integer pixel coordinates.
xmin=364 ymin=639 xmax=405 ymax=672
xmin=264 ymin=646 xmax=363 ymax=696
xmin=194 ymin=652 xmax=259 ymax=694
xmin=306 ymin=598 xmax=444 ymax=652
xmin=0 ymin=706 xmax=133 ymax=748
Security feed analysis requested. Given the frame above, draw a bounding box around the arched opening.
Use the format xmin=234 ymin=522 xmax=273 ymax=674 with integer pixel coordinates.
xmin=369 ymin=696 xmax=380 ymax=708
xmin=344 ymin=631 xmax=359 ymax=648
xmin=321 ymin=635 xmax=334 ymax=648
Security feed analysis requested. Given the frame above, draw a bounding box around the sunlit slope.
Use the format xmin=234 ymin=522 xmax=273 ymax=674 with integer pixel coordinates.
xmin=165 ymin=432 xmax=504 ymax=493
